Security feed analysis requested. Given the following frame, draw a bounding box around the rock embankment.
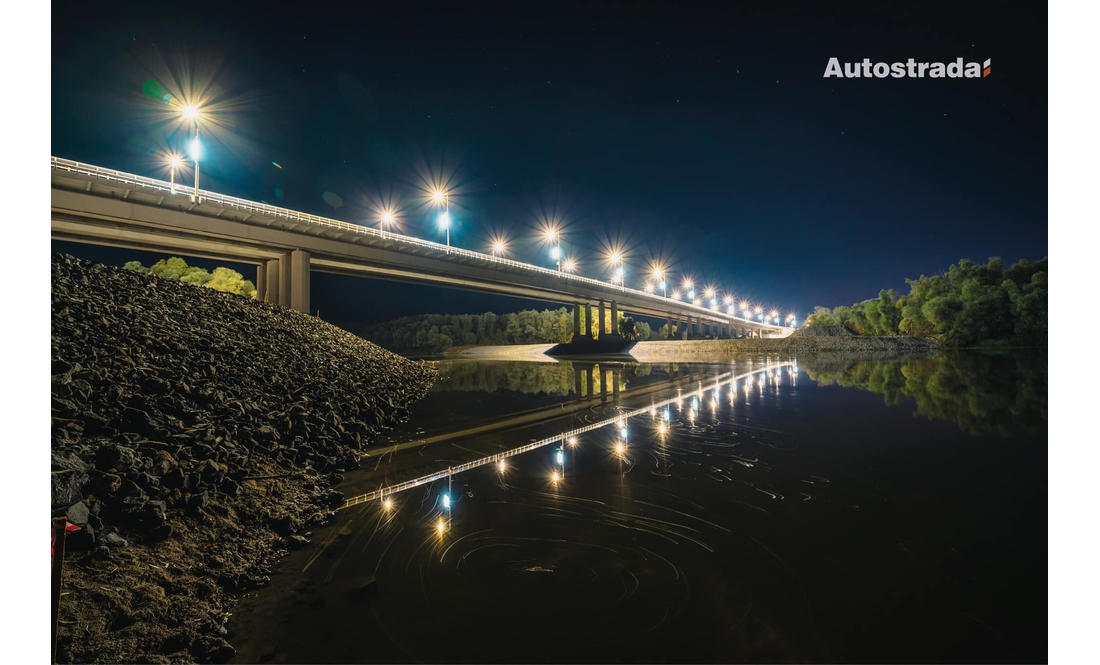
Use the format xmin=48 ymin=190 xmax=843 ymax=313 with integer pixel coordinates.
xmin=51 ymin=255 xmax=436 ymax=664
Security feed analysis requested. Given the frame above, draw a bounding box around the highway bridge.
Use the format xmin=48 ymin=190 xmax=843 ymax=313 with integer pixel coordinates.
xmin=51 ymin=157 xmax=792 ymax=341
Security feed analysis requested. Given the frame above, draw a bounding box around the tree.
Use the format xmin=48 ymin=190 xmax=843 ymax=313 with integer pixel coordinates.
xmin=123 ymin=258 xmax=257 ymax=298
xmin=619 ymin=317 xmax=638 ymax=341
xmin=807 ymin=257 xmax=1047 ymax=347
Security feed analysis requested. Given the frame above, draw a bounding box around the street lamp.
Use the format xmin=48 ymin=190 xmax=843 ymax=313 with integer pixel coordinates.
xmin=178 ymin=104 xmax=203 ymax=202
xmin=166 ymin=154 xmax=182 ymax=193
xmin=492 ymin=239 xmax=506 ymax=257
xmin=379 ymin=210 xmax=396 ymax=239
xmin=562 ymin=258 xmax=576 ymax=273
xmin=550 ymin=244 xmax=563 ymax=271
xmin=438 ymin=210 xmax=451 ymax=248
xmin=644 ymin=282 xmax=654 ymax=293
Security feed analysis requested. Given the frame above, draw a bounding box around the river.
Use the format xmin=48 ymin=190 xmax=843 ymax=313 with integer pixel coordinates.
xmin=228 ymin=352 xmax=1046 ymax=663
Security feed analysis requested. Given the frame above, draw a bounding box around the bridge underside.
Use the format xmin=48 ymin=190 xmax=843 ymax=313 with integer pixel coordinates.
xmin=51 ymin=173 xmax=786 ymax=339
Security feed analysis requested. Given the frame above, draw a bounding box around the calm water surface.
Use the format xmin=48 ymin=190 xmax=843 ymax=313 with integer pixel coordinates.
xmin=230 ymin=353 xmax=1046 ymax=664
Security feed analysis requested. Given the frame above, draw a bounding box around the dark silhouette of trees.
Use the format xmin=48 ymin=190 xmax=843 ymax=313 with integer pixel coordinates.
xmin=807 ymin=257 xmax=1046 ymax=347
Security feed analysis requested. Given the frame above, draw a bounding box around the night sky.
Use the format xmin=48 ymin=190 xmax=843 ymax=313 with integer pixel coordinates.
xmin=51 ymin=1 xmax=1047 ymax=324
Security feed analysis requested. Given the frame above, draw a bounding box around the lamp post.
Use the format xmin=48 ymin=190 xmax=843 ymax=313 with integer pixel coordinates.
xmin=167 ymin=155 xmax=181 ymax=194
xmin=189 ymin=135 xmax=202 ymax=203
xmin=180 ymin=104 xmax=202 ymax=203
xmin=439 ymin=210 xmax=451 ymax=249
xmin=434 ymin=190 xmax=450 ymax=250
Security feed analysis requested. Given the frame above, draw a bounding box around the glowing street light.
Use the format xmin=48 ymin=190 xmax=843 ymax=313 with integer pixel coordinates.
xmin=383 ymin=497 xmax=393 ymax=511
xmin=492 ymin=239 xmax=506 ymax=256
xmin=561 ymin=258 xmax=577 ymax=273
xmin=498 ymin=459 xmax=506 ymax=473
xmin=181 ymin=104 xmax=201 ymax=122
xmin=671 ymin=289 xmax=682 ymax=300
xmin=442 ymin=493 xmax=451 ymax=510
xmin=568 ymin=437 xmax=578 ymax=447
xmin=723 ymin=295 xmax=734 ymax=306
xmin=379 ymin=210 xmax=396 ymax=238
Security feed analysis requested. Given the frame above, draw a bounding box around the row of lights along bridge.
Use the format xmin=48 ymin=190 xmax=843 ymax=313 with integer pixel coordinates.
xmin=160 ymin=102 xmax=796 ymax=327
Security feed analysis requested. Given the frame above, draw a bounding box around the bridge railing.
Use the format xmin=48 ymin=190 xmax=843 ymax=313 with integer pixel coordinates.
xmin=51 ymin=156 xmax=789 ymax=329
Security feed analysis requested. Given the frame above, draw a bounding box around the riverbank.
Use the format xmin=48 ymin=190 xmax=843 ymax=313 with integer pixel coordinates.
xmin=50 ymin=255 xmax=436 ymax=664
xmin=446 ymin=327 xmax=937 ymax=362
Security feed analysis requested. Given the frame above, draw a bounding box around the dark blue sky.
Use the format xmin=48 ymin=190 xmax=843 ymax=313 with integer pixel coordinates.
xmin=51 ymin=0 xmax=1047 ymax=324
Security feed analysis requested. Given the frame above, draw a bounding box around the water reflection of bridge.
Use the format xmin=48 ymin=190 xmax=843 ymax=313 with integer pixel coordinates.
xmin=342 ymin=360 xmax=795 ymax=509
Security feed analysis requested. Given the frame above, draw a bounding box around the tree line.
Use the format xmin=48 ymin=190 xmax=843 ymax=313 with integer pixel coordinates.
xmin=343 ymin=308 xmax=654 ymax=356
xmin=806 ymin=257 xmax=1047 ymax=346
xmin=123 ymin=257 xmax=258 ymax=298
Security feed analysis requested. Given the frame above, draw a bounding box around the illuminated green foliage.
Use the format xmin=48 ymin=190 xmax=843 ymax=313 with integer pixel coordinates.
xmin=808 ymin=257 xmax=1047 ymax=346
xmin=123 ymin=258 xmax=257 ymax=298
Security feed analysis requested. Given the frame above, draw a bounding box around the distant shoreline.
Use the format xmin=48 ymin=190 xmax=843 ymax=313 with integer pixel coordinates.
xmin=445 ymin=335 xmax=938 ymax=361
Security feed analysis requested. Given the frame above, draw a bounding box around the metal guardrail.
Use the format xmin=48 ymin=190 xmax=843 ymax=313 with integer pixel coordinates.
xmin=51 ymin=156 xmax=792 ymax=329
xmin=341 ymin=361 xmax=794 ymax=509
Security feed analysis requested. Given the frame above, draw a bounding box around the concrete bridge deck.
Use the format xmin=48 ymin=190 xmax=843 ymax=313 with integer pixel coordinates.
xmin=51 ymin=157 xmax=790 ymax=341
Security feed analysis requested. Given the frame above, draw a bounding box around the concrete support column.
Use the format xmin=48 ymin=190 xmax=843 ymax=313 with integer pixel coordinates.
xmin=601 ymin=368 xmax=610 ymax=402
xmin=584 ymin=304 xmax=593 ymax=337
xmin=573 ymin=305 xmax=581 ymax=338
xmin=264 ymin=259 xmax=280 ymax=305
xmin=598 ymin=301 xmax=606 ymax=336
xmin=667 ymin=317 xmax=673 ymax=339
xmin=278 ymin=253 xmax=292 ymax=308
xmin=612 ymin=370 xmax=620 ymax=401
xmin=256 ymin=266 xmax=266 ymax=301
xmin=681 ymin=317 xmax=689 ymax=340
xmin=586 ymin=367 xmax=594 ymax=400
xmin=610 ymin=300 xmax=619 ymax=332
xmin=574 ymin=368 xmax=583 ymax=399
xmin=290 ymin=250 xmax=311 ymax=314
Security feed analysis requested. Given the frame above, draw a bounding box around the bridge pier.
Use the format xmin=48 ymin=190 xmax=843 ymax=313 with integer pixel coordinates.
xmin=278 ymin=253 xmax=292 ymax=308
xmin=681 ymin=316 xmax=689 ymax=340
xmin=264 ymin=259 xmax=280 ymax=305
xmin=290 ymin=249 xmax=310 ymax=314
xmin=586 ymin=367 xmax=594 ymax=400
xmin=598 ymin=301 xmax=606 ymax=339
xmin=255 ymin=265 xmax=265 ymax=301
xmin=612 ymin=369 xmax=620 ymax=401
xmin=666 ymin=316 xmax=673 ymax=339
xmin=574 ymin=368 xmax=583 ymax=399
xmin=584 ymin=304 xmax=593 ymax=337
xmin=603 ymin=300 xmax=623 ymax=341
